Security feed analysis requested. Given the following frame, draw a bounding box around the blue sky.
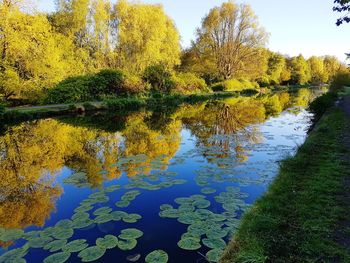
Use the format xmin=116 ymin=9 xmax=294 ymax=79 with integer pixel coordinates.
xmin=37 ymin=0 xmax=350 ymax=61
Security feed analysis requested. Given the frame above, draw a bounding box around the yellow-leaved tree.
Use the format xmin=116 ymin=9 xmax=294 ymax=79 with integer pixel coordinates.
xmin=113 ymin=0 xmax=181 ymax=73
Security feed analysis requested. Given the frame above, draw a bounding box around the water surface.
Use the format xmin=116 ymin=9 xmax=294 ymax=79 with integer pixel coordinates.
xmin=0 ymin=90 xmax=317 ymax=262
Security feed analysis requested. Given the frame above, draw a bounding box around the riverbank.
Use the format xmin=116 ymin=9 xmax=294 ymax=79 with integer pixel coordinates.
xmin=220 ymin=94 xmax=350 ymax=262
xmin=0 ymin=91 xmax=251 ymax=124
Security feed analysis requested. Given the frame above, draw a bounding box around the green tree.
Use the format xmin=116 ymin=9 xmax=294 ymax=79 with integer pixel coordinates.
xmin=308 ymin=56 xmax=327 ymax=84
xmin=195 ymin=1 xmax=268 ymax=80
xmin=289 ymin=55 xmax=311 ymax=85
xmin=113 ymin=0 xmax=181 ymax=73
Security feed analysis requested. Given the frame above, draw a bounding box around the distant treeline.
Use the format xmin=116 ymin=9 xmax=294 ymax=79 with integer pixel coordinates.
xmin=0 ymin=0 xmax=349 ymax=105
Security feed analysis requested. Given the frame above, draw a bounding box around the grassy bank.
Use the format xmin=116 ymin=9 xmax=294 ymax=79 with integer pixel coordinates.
xmin=221 ymin=100 xmax=350 ymax=262
xmin=0 ymin=91 xmax=251 ymax=124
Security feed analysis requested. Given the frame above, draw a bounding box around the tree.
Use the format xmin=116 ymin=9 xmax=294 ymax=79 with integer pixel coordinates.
xmin=113 ymin=0 xmax=181 ymax=73
xmin=308 ymin=56 xmax=327 ymax=84
xmin=324 ymin=55 xmax=343 ymax=81
xmin=333 ymin=0 xmax=350 ymax=25
xmin=195 ymin=1 xmax=268 ymax=80
xmin=265 ymin=52 xmax=287 ymax=85
xmin=289 ymin=55 xmax=311 ymax=85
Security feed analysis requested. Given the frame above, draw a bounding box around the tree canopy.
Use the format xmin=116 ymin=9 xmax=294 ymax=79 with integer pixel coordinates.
xmin=333 ymin=0 xmax=350 ymax=25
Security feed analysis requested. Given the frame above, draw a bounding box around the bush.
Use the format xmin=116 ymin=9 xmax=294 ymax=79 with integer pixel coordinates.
xmin=309 ymin=92 xmax=337 ymax=120
xmin=0 ymin=103 xmax=5 ymax=119
xmin=45 ymin=75 xmax=92 ymax=104
xmin=172 ymin=73 xmax=209 ymax=94
xmin=121 ymin=74 xmax=148 ymax=95
xmin=89 ymin=69 xmax=124 ymax=95
xmin=143 ymin=64 xmax=175 ymax=93
xmin=330 ymin=72 xmax=350 ymax=92
xmin=45 ymin=69 xmax=126 ymax=104
xmin=211 ymin=79 xmax=259 ymax=92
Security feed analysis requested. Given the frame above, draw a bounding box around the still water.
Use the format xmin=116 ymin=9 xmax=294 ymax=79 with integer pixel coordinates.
xmin=0 ymin=90 xmax=318 ymax=262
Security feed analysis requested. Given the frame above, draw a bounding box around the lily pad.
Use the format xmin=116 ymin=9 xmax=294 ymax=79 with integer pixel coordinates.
xmin=111 ymin=211 xmax=127 ymax=221
xmin=177 ymin=237 xmax=201 ymax=250
xmin=145 ymin=250 xmax=168 ymax=263
xmin=93 ymin=207 xmax=112 ymax=216
xmin=202 ymin=238 xmax=226 ymax=249
xmin=115 ymin=200 xmax=130 ymax=208
xmin=72 ymin=212 xmax=90 ymax=221
xmin=78 ymin=246 xmax=106 ymax=262
xmin=96 ymin=235 xmax=118 ymax=249
xmin=159 ymin=209 xmax=181 ymax=218
xmin=94 ymin=214 xmax=113 ymax=224
xmin=122 ymin=214 xmax=142 ymax=223
xmin=0 ymin=229 xmax=24 ymax=242
xmin=118 ymin=238 xmax=137 ymax=251
xmin=0 ymin=247 xmax=28 ymax=262
xmin=119 ymin=228 xmax=143 ymax=239
xmin=193 ymin=199 xmax=210 ymax=209
xmin=159 ymin=204 xmax=173 ymax=211
xmin=55 ymin=219 xmax=73 ymax=229
xmin=63 ymin=239 xmax=88 ymax=253
xmin=201 ymin=187 xmax=217 ymax=194
xmin=72 ymin=218 xmax=94 ymax=229
xmin=104 ymin=184 xmax=121 ymax=193
xmin=43 ymin=252 xmax=71 ymax=263
xmin=44 ymin=239 xmax=67 ymax=252
xmin=205 ymin=249 xmax=223 ymax=263
xmin=28 ymin=236 xmax=53 ymax=248
xmin=52 ymin=227 xmax=74 ymax=240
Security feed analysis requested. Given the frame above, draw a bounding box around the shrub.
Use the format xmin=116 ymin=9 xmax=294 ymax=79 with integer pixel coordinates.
xmin=309 ymin=92 xmax=337 ymax=120
xmin=121 ymin=74 xmax=148 ymax=95
xmin=45 ymin=69 xmax=126 ymax=104
xmin=89 ymin=69 xmax=124 ymax=95
xmin=143 ymin=64 xmax=175 ymax=93
xmin=45 ymin=75 xmax=92 ymax=104
xmin=211 ymin=79 xmax=259 ymax=92
xmin=330 ymin=72 xmax=350 ymax=92
xmin=0 ymin=103 xmax=5 ymax=118
xmin=172 ymin=73 xmax=209 ymax=94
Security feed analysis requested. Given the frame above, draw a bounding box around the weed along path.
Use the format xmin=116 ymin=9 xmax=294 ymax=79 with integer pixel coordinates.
xmin=220 ymin=94 xmax=350 ymax=263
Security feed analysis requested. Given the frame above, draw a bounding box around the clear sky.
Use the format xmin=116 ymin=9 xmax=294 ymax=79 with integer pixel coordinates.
xmin=36 ymin=0 xmax=350 ymax=62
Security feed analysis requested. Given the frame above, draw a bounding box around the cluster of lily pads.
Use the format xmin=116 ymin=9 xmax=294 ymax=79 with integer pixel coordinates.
xmin=159 ymin=191 xmax=246 ymax=263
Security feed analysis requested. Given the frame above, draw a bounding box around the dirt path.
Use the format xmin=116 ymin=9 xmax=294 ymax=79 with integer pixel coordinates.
xmin=335 ymin=95 xmax=350 ymax=255
xmin=6 ymin=101 xmax=104 ymax=112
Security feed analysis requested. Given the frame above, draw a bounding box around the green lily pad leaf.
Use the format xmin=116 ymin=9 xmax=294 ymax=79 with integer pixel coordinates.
xmin=174 ymin=197 xmax=192 ymax=205
xmin=110 ymin=211 xmax=127 ymax=221
xmin=72 ymin=218 xmax=94 ymax=229
xmin=28 ymin=236 xmax=53 ymax=248
xmin=104 ymin=184 xmax=121 ymax=193
xmin=72 ymin=212 xmax=90 ymax=221
xmin=202 ymin=238 xmax=226 ymax=249
xmin=52 ymin=227 xmax=74 ymax=240
xmin=0 ymin=247 xmax=28 ymax=262
xmin=177 ymin=213 xmax=201 ymax=225
xmin=181 ymin=232 xmax=201 ymax=241
xmin=93 ymin=207 xmax=112 ymax=216
xmin=178 ymin=204 xmax=195 ymax=213
xmin=96 ymin=235 xmax=118 ymax=249
xmin=206 ymin=228 xmax=228 ymax=239
xmin=115 ymin=200 xmax=130 ymax=208
xmin=55 ymin=219 xmax=73 ymax=229
xmin=22 ymin=230 xmax=40 ymax=240
xmin=74 ymin=205 xmax=93 ymax=213
xmin=63 ymin=239 xmax=88 ymax=253
xmin=159 ymin=209 xmax=181 ymax=218
xmin=118 ymin=239 xmax=137 ymax=251
xmin=44 ymin=252 xmax=71 ymax=263
xmin=119 ymin=228 xmax=143 ymax=239
xmin=159 ymin=204 xmax=173 ymax=211
xmin=78 ymin=246 xmax=106 ymax=262
xmin=193 ymin=199 xmax=210 ymax=209
xmin=94 ymin=213 xmax=113 ymax=224
xmin=205 ymin=249 xmax=224 ymax=263
xmin=42 ymin=227 xmax=56 ymax=237
xmin=44 ymin=239 xmax=67 ymax=252
xmin=122 ymin=214 xmax=142 ymax=223
xmin=172 ymin=179 xmax=187 ymax=185
xmin=201 ymin=187 xmax=217 ymax=194
xmin=177 ymin=237 xmax=201 ymax=250
xmin=0 ymin=229 xmax=24 ymax=242
xmin=145 ymin=250 xmax=168 ymax=263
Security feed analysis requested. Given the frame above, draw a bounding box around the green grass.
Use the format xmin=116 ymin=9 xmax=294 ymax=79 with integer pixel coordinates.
xmin=221 ymin=107 xmax=350 ymax=263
